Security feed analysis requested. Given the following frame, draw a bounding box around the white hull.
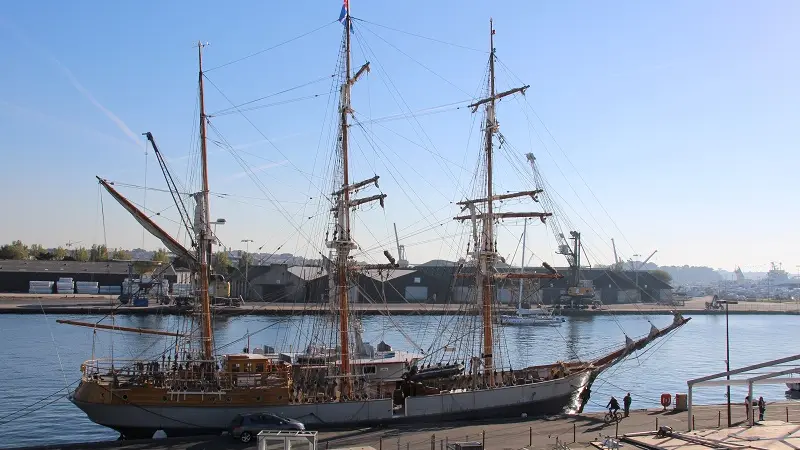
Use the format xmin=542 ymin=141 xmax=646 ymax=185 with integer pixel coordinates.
xmin=500 ymin=315 xmax=565 ymax=326
xmin=71 ymin=370 xmax=591 ymax=436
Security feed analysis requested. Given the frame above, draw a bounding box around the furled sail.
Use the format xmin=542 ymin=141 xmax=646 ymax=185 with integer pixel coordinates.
xmin=97 ymin=177 xmax=198 ymax=266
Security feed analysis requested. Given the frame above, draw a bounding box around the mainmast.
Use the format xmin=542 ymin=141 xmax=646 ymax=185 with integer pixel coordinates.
xmin=456 ymin=20 xmax=558 ymax=386
xmin=197 ymin=41 xmax=214 ymax=361
xmin=327 ymin=3 xmax=386 ymax=399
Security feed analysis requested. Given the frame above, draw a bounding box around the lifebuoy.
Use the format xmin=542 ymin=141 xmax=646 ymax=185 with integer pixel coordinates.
xmin=661 ymin=393 xmax=672 ymax=409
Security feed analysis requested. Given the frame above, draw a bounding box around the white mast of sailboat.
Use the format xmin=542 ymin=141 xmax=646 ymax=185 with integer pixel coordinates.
xmin=518 ymin=218 xmax=527 ymax=311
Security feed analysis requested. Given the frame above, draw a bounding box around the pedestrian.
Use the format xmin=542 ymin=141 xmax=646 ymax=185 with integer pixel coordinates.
xmin=745 ymin=396 xmax=750 ymax=420
xmin=623 ymin=392 xmax=632 ymax=417
xmin=758 ymin=396 xmax=766 ymax=421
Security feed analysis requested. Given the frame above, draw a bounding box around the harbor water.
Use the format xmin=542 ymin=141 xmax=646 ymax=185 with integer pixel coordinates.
xmin=0 ymin=313 xmax=797 ymax=448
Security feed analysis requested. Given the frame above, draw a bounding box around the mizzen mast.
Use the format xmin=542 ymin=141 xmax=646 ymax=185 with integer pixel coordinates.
xmin=455 ymin=20 xmax=559 ymax=386
xmin=196 ymin=41 xmax=214 ymax=361
xmin=327 ymin=3 xmax=388 ymax=399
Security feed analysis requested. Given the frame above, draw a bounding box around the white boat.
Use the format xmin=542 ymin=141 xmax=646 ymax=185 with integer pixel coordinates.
xmin=501 ymin=309 xmax=565 ymax=326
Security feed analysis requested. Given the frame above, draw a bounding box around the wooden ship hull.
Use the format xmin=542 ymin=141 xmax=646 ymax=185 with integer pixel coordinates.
xmin=69 ymin=315 xmax=689 ymax=438
xmin=70 ymin=366 xmax=590 ymax=438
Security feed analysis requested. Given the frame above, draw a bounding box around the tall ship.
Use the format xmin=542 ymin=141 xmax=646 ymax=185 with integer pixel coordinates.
xmin=65 ymin=4 xmax=690 ymax=439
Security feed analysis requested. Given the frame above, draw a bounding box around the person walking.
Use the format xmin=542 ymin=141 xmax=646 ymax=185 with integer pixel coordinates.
xmin=623 ymin=392 xmax=632 ymax=417
xmin=758 ymin=397 xmax=766 ymax=421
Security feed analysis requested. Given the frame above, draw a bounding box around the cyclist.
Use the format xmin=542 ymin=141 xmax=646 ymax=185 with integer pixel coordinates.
xmin=607 ymin=396 xmax=621 ymax=417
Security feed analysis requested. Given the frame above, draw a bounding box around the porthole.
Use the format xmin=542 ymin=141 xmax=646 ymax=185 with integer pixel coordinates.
xmin=256 ymin=396 xmax=262 ymax=402
xmin=122 ymin=395 xmax=128 ymax=400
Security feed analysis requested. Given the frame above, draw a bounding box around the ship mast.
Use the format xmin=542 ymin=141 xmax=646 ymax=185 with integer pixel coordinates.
xmin=327 ymin=4 xmax=386 ymax=399
xmin=455 ymin=20 xmax=558 ymax=386
xmin=197 ymin=41 xmax=214 ymax=361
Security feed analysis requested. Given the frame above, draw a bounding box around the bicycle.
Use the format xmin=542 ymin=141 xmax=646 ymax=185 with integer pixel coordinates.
xmin=604 ymin=410 xmax=623 ymax=424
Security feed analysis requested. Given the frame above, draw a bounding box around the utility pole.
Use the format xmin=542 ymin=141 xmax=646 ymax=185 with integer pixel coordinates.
xmin=241 ymin=239 xmax=253 ymax=301
xmin=719 ymin=299 xmax=738 ymax=426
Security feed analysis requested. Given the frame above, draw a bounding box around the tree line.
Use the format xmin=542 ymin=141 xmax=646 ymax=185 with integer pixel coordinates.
xmin=0 ymin=240 xmax=169 ymax=264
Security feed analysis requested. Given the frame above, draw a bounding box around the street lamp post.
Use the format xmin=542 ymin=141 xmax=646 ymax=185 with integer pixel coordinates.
xmin=241 ymin=239 xmax=253 ymax=300
xmin=719 ymin=299 xmax=738 ymax=427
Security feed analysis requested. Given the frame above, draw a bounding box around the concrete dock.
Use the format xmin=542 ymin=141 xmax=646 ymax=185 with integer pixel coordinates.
xmin=16 ymin=402 xmax=800 ymax=449
xmin=1 ymin=294 xmax=799 ymax=316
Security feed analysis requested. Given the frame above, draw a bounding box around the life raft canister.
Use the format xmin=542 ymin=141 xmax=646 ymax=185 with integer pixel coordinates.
xmin=661 ymin=393 xmax=672 ymax=409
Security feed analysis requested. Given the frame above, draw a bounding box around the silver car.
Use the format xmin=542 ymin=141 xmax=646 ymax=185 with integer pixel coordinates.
xmin=228 ymin=412 xmax=305 ymax=443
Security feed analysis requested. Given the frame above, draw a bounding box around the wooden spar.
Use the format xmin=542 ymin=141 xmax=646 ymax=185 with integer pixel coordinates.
xmin=197 ymin=41 xmax=214 ymax=361
xmin=456 ymin=272 xmax=562 ymax=279
xmin=453 ymin=212 xmax=552 ymax=221
xmin=456 ymin=190 xmax=542 ymax=206
xmin=96 ymin=177 xmax=197 ymax=266
xmin=57 ymin=319 xmax=187 ymax=338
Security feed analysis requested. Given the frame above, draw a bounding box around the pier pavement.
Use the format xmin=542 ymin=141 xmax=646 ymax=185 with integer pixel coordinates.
xmin=16 ymin=402 xmax=800 ymax=450
xmin=1 ymin=293 xmax=799 ymax=316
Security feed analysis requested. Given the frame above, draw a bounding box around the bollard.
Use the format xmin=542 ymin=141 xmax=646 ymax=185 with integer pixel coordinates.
xmin=615 ymin=420 xmax=619 ymax=438
xmin=379 ymin=437 xmax=383 ymax=450
xmin=529 ymin=426 xmax=533 ymax=446
xmin=465 ymin=434 xmax=468 ymax=442
xmin=787 ymin=406 xmax=790 ymax=422
xmin=431 ymin=434 xmax=435 ymax=450
xmin=573 ymin=423 xmax=577 ymax=443
xmin=482 ymin=430 xmax=485 ymax=448
xmin=692 ymin=414 xmax=695 ymax=430
xmin=440 ymin=439 xmax=444 ymax=450
xmin=656 ymin=417 xmax=659 ymax=431
xmin=397 ymin=437 xmax=400 ymax=450
xmin=718 ymin=410 xmax=721 ymax=428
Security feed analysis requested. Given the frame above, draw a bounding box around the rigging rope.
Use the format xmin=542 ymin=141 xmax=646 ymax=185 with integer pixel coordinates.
xmin=206 ymin=21 xmax=339 ymax=72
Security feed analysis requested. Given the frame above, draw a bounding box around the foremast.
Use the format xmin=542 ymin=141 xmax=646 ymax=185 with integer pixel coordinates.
xmin=196 ymin=41 xmax=214 ymax=361
xmin=326 ymin=5 xmax=389 ymax=399
xmin=455 ymin=20 xmax=560 ymax=386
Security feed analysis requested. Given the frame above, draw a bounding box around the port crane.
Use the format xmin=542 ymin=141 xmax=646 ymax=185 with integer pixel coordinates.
xmin=525 ymin=153 xmax=595 ymax=307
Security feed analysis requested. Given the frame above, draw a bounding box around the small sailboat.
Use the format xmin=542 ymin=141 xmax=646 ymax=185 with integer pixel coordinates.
xmin=499 ymin=219 xmax=564 ymax=327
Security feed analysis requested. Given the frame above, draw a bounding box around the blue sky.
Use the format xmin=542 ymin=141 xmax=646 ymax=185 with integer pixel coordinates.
xmin=1 ymin=1 xmax=798 ymax=272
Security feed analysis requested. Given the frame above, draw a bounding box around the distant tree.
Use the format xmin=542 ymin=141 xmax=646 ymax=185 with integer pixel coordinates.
xmin=650 ymin=269 xmax=673 ymax=284
xmin=29 ymin=244 xmax=46 ymax=258
xmin=214 ymin=251 xmax=231 ymax=274
xmin=151 ymin=248 xmax=170 ymax=264
xmin=90 ymin=244 xmax=109 ymax=262
xmin=0 ymin=240 xmax=29 ymax=260
xmin=75 ymin=247 xmax=90 ymax=262
xmin=111 ymin=248 xmax=132 ymax=260
xmin=54 ymin=246 xmax=68 ymax=260
xmin=237 ymin=251 xmax=254 ymax=271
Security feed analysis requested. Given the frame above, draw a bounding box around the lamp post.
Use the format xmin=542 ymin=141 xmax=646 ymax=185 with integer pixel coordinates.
xmin=719 ymin=299 xmax=738 ymax=427
xmin=241 ymin=239 xmax=253 ymax=300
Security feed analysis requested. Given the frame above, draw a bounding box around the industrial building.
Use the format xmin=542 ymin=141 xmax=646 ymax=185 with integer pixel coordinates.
xmin=0 ymin=260 xmax=177 ymax=293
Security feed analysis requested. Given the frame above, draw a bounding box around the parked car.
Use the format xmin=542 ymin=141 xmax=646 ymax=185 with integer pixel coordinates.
xmin=228 ymin=412 xmax=305 ymax=443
